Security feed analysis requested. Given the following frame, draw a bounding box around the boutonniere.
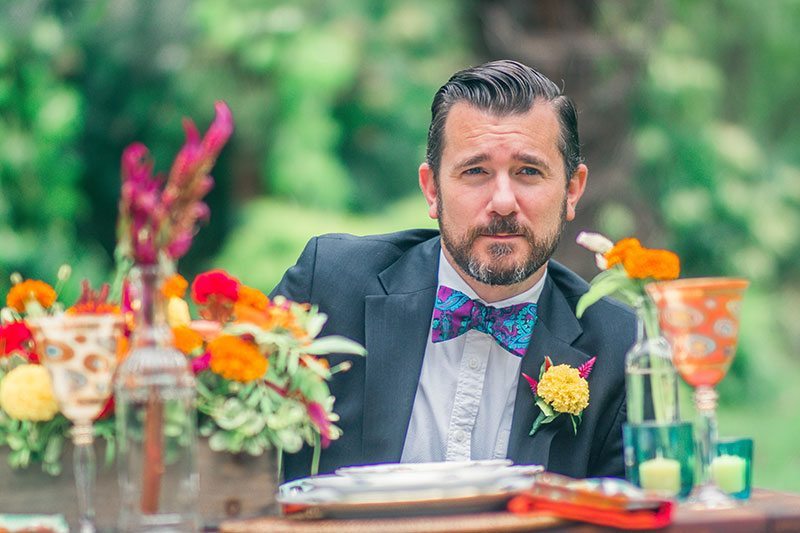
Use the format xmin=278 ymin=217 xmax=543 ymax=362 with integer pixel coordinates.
xmin=522 ymin=356 xmax=596 ymax=436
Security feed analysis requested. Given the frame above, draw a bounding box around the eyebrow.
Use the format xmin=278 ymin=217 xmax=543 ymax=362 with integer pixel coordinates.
xmin=454 ymin=152 xmax=553 ymax=174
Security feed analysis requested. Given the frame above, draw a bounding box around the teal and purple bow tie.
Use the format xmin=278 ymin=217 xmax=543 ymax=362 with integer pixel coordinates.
xmin=431 ymin=285 xmax=538 ymax=357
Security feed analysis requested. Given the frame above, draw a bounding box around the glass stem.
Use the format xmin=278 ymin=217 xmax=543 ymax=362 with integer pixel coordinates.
xmin=72 ymin=422 xmax=96 ymax=533
xmin=694 ymin=385 xmax=719 ymax=487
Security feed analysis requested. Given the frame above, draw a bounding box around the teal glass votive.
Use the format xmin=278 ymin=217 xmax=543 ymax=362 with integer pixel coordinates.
xmin=713 ymin=437 xmax=753 ymax=499
xmin=623 ymin=421 xmax=694 ymax=499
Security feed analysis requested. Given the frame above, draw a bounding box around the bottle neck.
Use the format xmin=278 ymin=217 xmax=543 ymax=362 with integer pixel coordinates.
xmin=128 ymin=264 xmax=171 ymax=348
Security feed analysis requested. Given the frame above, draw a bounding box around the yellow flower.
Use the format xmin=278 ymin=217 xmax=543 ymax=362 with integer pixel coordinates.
xmin=166 ymin=296 xmax=191 ymax=327
xmin=208 ymin=335 xmax=268 ymax=382
xmin=6 ymin=280 xmax=57 ymax=313
xmin=0 ymin=364 xmax=59 ymax=421
xmin=536 ymin=364 xmax=590 ymax=415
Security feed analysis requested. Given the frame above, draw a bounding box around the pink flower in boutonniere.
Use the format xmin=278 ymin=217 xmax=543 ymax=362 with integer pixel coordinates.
xmin=522 ymin=355 xmax=596 ymax=436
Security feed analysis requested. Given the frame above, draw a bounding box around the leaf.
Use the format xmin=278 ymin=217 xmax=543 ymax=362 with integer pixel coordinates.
xmin=304 ymin=336 xmax=366 ymax=356
xmin=529 ymin=413 xmax=545 ymax=435
xmin=208 ymin=431 xmax=228 ymax=452
xmin=570 ymin=415 xmax=578 ymax=435
xmin=576 ymin=268 xmax=633 ymax=318
xmin=305 ymin=312 xmax=328 ymax=339
xmin=535 ymin=398 xmax=554 ymax=417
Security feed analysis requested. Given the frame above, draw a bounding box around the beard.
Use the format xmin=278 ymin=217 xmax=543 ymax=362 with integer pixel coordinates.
xmin=438 ymin=196 xmax=567 ymax=286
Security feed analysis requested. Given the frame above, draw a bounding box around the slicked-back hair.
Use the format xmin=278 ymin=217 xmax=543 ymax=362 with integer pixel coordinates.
xmin=426 ymin=60 xmax=582 ymax=184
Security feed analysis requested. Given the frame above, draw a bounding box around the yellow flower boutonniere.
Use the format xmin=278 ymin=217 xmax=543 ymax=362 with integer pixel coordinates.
xmin=522 ymin=356 xmax=596 ymax=435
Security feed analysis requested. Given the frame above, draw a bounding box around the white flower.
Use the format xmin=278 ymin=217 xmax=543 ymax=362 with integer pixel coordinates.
xmin=576 ymin=232 xmax=613 ymax=270
xmin=576 ymin=231 xmax=614 ymax=253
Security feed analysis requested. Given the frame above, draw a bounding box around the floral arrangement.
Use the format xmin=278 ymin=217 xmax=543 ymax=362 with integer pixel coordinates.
xmin=575 ymin=231 xmax=681 ymax=424
xmin=0 ymin=267 xmax=365 ymax=476
xmin=1 ymin=102 xmax=365 ymax=478
xmin=575 ymin=232 xmax=680 ymax=320
xmin=522 ymin=356 xmax=595 ymax=435
xmin=164 ymin=268 xmax=364 ymax=474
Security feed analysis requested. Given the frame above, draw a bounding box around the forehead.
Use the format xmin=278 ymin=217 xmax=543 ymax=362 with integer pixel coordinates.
xmin=441 ymin=101 xmax=563 ymax=169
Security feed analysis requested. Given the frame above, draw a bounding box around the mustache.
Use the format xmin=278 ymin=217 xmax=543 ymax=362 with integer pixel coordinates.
xmin=471 ymin=215 xmax=530 ymax=238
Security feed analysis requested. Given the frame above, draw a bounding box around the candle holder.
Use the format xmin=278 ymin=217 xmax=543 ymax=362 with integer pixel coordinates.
xmin=713 ymin=437 xmax=753 ymax=499
xmin=623 ymin=421 xmax=694 ymax=499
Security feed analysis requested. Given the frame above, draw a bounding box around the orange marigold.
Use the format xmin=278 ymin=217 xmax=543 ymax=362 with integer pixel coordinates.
xmin=208 ymin=335 xmax=268 ymax=382
xmin=236 ymin=285 xmax=269 ymax=311
xmin=162 ymin=274 xmax=189 ymax=299
xmin=6 ymin=280 xmax=57 ymax=313
xmin=172 ymin=325 xmax=204 ymax=355
xmin=603 ymin=238 xmax=642 ymax=269
xmin=622 ymin=248 xmax=681 ymax=280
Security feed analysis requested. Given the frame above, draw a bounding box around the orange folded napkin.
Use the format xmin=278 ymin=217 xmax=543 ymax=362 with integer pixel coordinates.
xmin=508 ymin=473 xmax=673 ymax=530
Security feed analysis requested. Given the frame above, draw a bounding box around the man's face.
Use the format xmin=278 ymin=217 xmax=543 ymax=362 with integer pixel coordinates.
xmin=419 ymin=101 xmax=587 ymax=290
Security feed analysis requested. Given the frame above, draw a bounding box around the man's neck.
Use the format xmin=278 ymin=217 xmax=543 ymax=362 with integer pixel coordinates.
xmin=441 ymin=248 xmax=547 ymax=304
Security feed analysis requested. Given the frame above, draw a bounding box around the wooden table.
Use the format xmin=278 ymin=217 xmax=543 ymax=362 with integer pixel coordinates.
xmin=219 ymin=489 xmax=800 ymax=532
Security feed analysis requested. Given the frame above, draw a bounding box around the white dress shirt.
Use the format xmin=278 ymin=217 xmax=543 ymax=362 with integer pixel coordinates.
xmin=400 ymin=251 xmax=546 ymax=463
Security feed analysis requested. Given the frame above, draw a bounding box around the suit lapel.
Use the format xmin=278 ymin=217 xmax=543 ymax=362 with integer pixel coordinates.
xmin=361 ymin=237 xmax=440 ymax=464
xmin=507 ymin=271 xmax=590 ymax=467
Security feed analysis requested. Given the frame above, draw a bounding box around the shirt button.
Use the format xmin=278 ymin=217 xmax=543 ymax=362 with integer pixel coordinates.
xmin=454 ymin=430 xmax=466 ymax=443
xmin=468 ymin=357 xmax=479 ymax=370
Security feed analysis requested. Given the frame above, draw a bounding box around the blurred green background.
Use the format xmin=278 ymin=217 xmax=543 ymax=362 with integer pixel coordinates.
xmin=1 ymin=0 xmax=798 ymax=489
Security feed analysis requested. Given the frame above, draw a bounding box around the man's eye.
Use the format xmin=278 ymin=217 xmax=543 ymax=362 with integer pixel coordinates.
xmin=519 ymin=167 xmax=541 ymax=176
xmin=463 ymin=167 xmax=484 ymax=175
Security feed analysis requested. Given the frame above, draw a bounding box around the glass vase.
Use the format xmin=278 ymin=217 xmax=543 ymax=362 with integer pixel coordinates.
xmin=625 ymin=301 xmax=680 ymax=425
xmin=114 ymin=263 xmax=200 ymax=531
xmin=623 ymin=300 xmax=686 ymax=495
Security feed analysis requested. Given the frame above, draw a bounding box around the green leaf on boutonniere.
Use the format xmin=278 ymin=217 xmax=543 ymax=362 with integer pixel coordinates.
xmin=535 ymin=398 xmax=555 ymax=418
xmin=570 ymin=414 xmax=581 ymax=435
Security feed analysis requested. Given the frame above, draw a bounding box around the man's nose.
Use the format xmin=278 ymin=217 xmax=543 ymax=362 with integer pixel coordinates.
xmin=488 ymin=173 xmax=517 ymax=216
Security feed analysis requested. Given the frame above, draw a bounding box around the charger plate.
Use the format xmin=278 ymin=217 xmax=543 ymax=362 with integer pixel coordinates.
xmin=220 ymin=510 xmax=563 ymax=532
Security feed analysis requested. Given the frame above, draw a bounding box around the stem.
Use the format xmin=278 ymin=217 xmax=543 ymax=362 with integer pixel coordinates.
xmin=639 ymin=301 xmax=675 ymax=424
xmin=72 ymin=422 xmax=96 ymax=533
xmin=694 ymin=386 xmax=719 ymax=488
xmin=311 ymin=433 xmax=321 ymax=477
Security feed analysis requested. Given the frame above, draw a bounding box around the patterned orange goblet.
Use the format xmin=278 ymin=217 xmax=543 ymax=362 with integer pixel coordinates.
xmin=29 ymin=313 xmax=124 ymax=533
xmin=647 ymin=277 xmax=748 ymax=509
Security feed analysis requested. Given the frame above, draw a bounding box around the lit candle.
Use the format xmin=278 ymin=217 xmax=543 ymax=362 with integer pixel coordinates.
xmin=639 ymin=457 xmax=681 ymax=496
xmin=711 ymin=454 xmax=746 ymax=494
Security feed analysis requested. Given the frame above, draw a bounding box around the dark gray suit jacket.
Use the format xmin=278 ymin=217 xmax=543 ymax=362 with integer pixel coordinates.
xmin=271 ymin=229 xmax=635 ymax=481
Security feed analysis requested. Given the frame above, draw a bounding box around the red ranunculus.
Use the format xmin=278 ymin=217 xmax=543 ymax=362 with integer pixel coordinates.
xmin=191 ymin=270 xmax=240 ymax=304
xmin=0 ymin=321 xmax=35 ymax=361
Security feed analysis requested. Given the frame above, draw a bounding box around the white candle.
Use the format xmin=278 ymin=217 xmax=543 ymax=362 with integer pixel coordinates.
xmin=639 ymin=457 xmax=681 ymax=496
xmin=711 ymin=454 xmax=746 ymax=494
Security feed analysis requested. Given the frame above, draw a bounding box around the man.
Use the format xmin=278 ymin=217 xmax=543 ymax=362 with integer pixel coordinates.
xmin=272 ymin=60 xmax=635 ymax=481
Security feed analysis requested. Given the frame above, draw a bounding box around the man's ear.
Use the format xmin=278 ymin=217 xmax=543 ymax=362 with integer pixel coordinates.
xmin=565 ymin=163 xmax=588 ymax=221
xmin=419 ymin=162 xmax=439 ymax=219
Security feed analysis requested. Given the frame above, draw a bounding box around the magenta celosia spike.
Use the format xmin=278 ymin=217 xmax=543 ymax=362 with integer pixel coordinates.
xmin=578 ymin=356 xmax=596 ymax=379
xmin=521 ymin=372 xmax=538 ymax=396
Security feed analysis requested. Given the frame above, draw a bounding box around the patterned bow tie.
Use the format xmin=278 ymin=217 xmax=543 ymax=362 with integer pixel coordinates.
xmin=431 ymin=285 xmax=538 ymax=357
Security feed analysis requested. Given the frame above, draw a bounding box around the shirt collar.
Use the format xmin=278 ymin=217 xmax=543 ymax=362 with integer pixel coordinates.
xmin=437 ymin=249 xmax=547 ymax=307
